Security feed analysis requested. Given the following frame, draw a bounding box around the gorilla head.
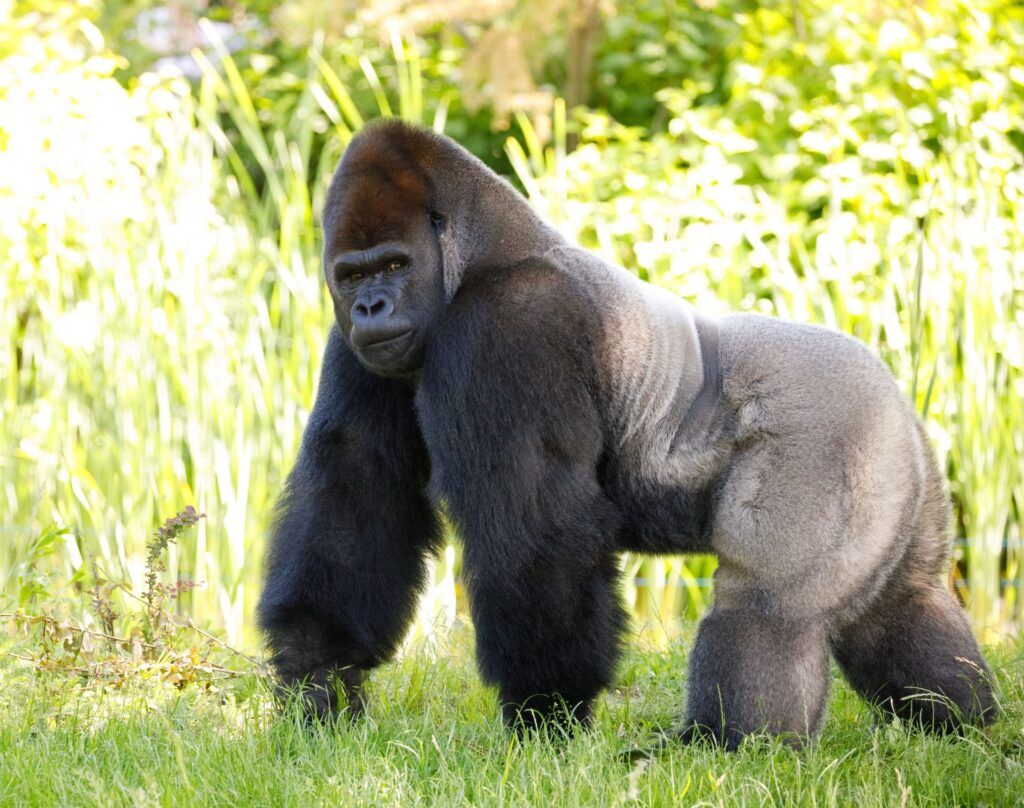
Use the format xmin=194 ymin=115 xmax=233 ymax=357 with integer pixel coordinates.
xmin=322 ymin=121 xmax=561 ymax=378
xmin=322 ymin=132 xmax=447 ymax=377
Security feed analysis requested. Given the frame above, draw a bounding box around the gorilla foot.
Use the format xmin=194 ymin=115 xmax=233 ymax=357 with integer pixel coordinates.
xmin=831 ymin=584 xmax=998 ymax=733
xmin=674 ymin=721 xmax=812 ymax=752
xmin=281 ymin=666 xmax=367 ymax=725
xmin=502 ymin=695 xmax=593 ymax=738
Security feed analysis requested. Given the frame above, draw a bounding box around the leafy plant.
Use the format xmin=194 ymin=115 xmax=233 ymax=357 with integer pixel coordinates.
xmin=3 ymin=507 xmax=255 ymax=689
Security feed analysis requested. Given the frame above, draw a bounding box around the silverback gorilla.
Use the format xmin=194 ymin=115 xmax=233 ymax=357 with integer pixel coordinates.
xmin=257 ymin=121 xmax=996 ymax=748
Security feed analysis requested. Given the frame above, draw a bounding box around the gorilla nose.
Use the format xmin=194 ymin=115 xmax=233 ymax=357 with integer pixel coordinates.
xmin=350 ymin=294 xmax=411 ymax=349
xmin=352 ymin=293 xmax=394 ymax=324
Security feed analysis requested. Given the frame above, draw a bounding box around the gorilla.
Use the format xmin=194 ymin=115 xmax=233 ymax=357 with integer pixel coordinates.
xmin=257 ymin=120 xmax=996 ymax=747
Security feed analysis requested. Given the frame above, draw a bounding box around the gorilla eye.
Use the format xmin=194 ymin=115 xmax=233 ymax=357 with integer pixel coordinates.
xmin=349 ymin=272 xmax=365 ymax=282
xmin=386 ymin=260 xmax=404 ymax=272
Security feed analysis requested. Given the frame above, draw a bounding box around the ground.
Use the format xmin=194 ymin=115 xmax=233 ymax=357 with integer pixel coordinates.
xmin=1 ymin=631 xmax=1022 ymax=807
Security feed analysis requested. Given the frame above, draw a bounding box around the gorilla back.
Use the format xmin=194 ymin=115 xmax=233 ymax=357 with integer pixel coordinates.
xmin=257 ymin=120 xmax=996 ymax=746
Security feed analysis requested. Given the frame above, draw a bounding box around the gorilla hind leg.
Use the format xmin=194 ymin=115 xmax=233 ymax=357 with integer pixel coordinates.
xmin=680 ymin=606 xmax=831 ymax=749
xmin=831 ymin=584 xmax=997 ymax=731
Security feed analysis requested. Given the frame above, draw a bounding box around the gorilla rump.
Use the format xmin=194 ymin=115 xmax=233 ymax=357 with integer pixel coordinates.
xmin=257 ymin=121 xmax=996 ymax=747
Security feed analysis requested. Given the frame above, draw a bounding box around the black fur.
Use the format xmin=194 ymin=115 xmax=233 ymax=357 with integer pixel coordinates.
xmin=256 ymin=328 xmax=441 ymax=718
xmin=417 ymin=261 xmax=627 ymax=730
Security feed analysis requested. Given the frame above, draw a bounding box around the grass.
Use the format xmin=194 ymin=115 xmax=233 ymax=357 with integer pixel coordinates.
xmin=1 ymin=631 xmax=1023 ymax=807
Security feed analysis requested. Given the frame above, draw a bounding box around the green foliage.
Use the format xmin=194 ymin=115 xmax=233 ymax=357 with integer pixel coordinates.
xmin=1 ymin=0 xmax=1022 ymax=650
xmin=3 ymin=506 xmax=252 ymax=691
xmin=592 ymin=0 xmax=748 ymax=126
xmin=1 ymin=5 xmax=285 ymax=645
xmin=1 ymin=5 xmax=1024 ymax=793
xmin=0 ymin=525 xmax=74 ymax=610
xmin=143 ymin=505 xmax=203 ymax=641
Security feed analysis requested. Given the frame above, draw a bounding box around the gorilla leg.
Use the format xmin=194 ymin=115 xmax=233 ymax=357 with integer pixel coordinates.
xmin=680 ymin=605 xmax=831 ymax=749
xmin=467 ymin=554 xmax=626 ymax=732
xmin=831 ymin=584 xmax=997 ymax=730
xmin=257 ymin=329 xmax=440 ymax=720
xmin=416 ymin=263 xmax=628 ymax=732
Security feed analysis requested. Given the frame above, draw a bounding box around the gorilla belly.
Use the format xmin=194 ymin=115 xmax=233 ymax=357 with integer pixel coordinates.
xmin=605 ymin=472 xmax=720 ymax=555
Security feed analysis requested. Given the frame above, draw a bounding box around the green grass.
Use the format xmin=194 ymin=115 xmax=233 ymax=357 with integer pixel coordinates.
xmin=1 ymin=632 xmax=1023 ymax=807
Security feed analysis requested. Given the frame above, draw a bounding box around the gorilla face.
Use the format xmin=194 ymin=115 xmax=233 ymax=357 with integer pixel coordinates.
xmin=322 ymin=130 xmax=449 ymax=378
xmin=327 ymin=213 xmax=446 ymax=377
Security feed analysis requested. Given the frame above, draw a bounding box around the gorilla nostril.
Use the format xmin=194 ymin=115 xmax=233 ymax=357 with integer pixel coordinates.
xmin=353 ymin=295 xmax=393 ymax=323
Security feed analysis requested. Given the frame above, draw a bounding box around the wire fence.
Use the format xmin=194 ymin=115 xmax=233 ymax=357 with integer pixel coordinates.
xmin=3 ymin=524 xmax=1019 ymax=590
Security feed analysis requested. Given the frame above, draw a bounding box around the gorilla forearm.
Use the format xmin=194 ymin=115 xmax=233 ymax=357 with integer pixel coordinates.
xmin=258 ymin=481 xmax=433 ymax=709
xmin=416 ymin=262 xmax=628 ymax=729
xmin=257 ymin=330 xmax=440 ymax=717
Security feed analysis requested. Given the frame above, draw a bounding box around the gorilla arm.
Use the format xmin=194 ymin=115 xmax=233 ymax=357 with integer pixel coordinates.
xmin=261 ymin=121 xmax=574 ymax=722
xmin=256 ymin=327 xmax=441 ymax=719
xmin=417 ymin=262 xmax=628 ymax=731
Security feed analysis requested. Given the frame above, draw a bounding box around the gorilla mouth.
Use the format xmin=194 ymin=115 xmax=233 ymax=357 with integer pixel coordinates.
xmin=354 ymin=330 xmax=416 ymax=373
xmin=356 ymin=329 xmax=413 ymax=351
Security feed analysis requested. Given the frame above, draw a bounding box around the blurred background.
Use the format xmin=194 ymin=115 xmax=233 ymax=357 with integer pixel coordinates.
xmin=1 ymin=0 xmax=1022 ymax=652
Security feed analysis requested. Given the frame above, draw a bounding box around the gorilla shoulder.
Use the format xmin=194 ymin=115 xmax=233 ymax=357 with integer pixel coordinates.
xmin=422 ymin=258 xmax=600 ymax=394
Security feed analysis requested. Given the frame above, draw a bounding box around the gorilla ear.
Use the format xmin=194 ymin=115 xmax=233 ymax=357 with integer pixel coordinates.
xmin=432 ymin=208 xmax=467 ymax=301
xmin=427 ymin=207 xmax=464 ymax=299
